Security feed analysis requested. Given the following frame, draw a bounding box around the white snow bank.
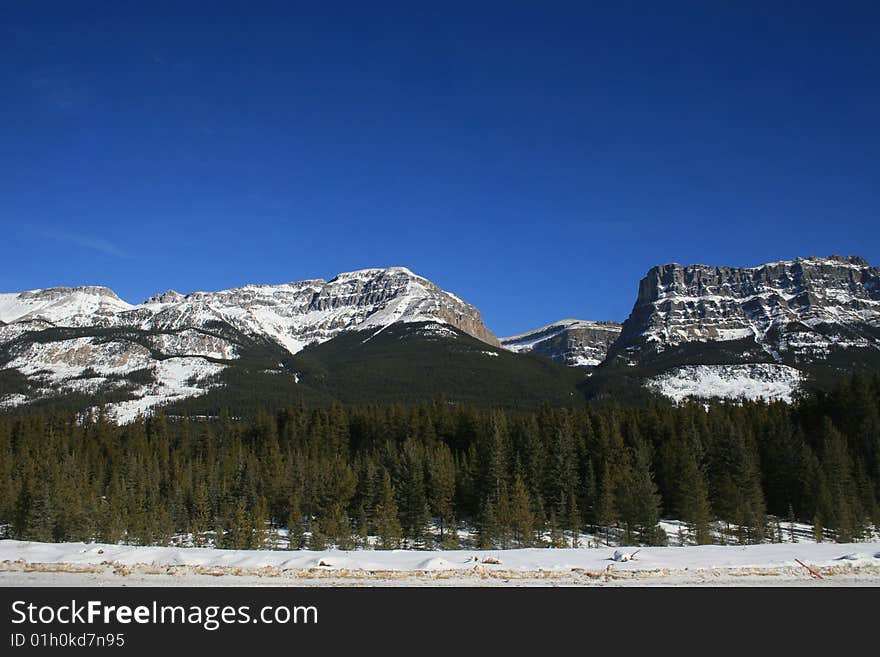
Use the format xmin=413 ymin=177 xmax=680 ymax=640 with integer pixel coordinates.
xmin=2 ymin=539 xmax=878 ymax=575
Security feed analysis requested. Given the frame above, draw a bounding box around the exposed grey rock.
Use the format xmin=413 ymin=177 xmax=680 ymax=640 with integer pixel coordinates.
xmin=145 ymin=290 xmax=185 ymax=304
xmin=502 ymin=319 xmax=622 ymax=367
xmin=611 ymin=255 xmax=880 ymax=366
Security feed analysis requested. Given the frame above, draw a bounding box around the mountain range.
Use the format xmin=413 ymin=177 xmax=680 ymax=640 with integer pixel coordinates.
xmin=1 ymin=255 xmax=878 ymax=420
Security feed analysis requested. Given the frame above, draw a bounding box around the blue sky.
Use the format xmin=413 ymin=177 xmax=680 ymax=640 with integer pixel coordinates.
xmin=2 ymin=2 xmax=878 ymax=336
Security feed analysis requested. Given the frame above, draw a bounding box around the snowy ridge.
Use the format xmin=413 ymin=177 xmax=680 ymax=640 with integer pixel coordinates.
xmin=133 ymin=267 xmax=498 ymax=352
xmin=0 ymin=268 xmax=496 ymax=353
xmin=501 ymin=319 xmax=622 ymax=368
xmin=0 ymin=268 xmax=497 ymax=419
xmin=502 ymin=319 xmax=619 ymax=347
xmin=0 ymin=287 xmax=133 ymax=326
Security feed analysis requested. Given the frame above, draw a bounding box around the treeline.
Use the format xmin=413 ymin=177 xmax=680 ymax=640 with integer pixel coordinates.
xmin=1 ymin=374 xmax=878 ymax=549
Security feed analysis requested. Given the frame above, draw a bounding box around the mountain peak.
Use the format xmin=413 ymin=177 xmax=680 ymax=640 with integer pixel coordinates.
xmin=145 ymin=289 xmax=185 ymax=305
xmin=0 ymin=286 xmax=132 ymax=324
xmin=328 ymin=266 xmax=420 ymax=283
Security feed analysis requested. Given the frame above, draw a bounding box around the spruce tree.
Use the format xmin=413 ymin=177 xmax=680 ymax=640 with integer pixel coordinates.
xmin=820 ymin=418 xmax=862 ymax=542
xmin=287 ymin=495 xmax=304 ymax=550
xmin=677 ymin=449 xmax=713 ymax=545
xmin=308 ymin=517 xmax=328 ymax=550
xmin=375 ymin=471 xmax=402 ymax=550
xmin=440 ymin=516 xmax=460 ymax=550
xmin=597 ymin=462 xmax=618 ymax=545
xmin=399 ymin=439 xmax=430 ymax=548
xmin=568 ymin=493 xmax=580 ymax=548
xmin=477 ymin=497 xmax=498 ymax=549
xmin=354 ymin=503 xmax=370 ymax=549
xmin=25 ymin=488 xmax=55 ymax=543
xmin=427 ymin=443 xmax=456 ymax=543
xmin=620 ymin=440 xmax=663 ymax=546
xmin=509 ymin=476 xmax=535 ymax=548
xmin=548 ymin=512 xmax=564 ymax=548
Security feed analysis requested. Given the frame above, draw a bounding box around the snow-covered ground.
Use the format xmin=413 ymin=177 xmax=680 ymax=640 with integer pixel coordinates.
xmin=1 ymin=539 xmax=878 ymax=587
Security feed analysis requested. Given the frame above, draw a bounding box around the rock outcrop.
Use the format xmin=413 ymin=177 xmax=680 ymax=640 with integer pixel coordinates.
xmin=502 ymin=319 xmax=621 ymax=367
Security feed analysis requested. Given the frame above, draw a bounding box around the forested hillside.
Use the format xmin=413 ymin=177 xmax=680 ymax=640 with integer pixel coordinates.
xmin=1 ymin=374 xmax=878 ymax=549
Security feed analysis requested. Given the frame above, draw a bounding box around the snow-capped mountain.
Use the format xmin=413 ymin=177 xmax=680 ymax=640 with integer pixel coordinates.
xmin=0 ymin=267 xmax=496 ymax=350
xmin=604 ymin=255 xmax=880 ymax=402
xmin=0 ymin=267 xmax=498 ymax=419
xmin=3 ymin=256 xmax=880 ymax=417
xmin=501 ymin=319 xmax=622 ymax=367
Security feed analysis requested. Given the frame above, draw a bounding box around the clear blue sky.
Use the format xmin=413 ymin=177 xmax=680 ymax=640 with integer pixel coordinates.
xmin=2 ymin=2 xmax=878 ymax=336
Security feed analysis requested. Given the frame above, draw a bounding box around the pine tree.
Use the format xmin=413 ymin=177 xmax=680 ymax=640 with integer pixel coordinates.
xmin=190 ymin=483 xmax=210 ymax=547
xmin=813 ymin=513 xmax=824 ymax=543
xmin=820 ymin=418 xmax=863 ymax=542
xmin=495 ymin=481 xmax=512 ymax=549
xmin=709 ymin=421 xmax=766 ymax=544
xmin=308 ymin=517 xmax=328 ymax=550
xmin=354 ymin=503 xmax=370 ymax=549
xmin=567 ymin=493 xmax=580 ymax=548
xmin=287 ymin=495 xmax=304 ymax=550
xmin=440 ymin=516 xmax=460 ymax=550
xmin=509 ymin=476 xmax=535 ymax=548
xmin=427 ymin=443 xmax=456 ymax=543
xmin=548 ymin=512 xmax=564 ymax=548
xmin=596 ymin=462 xmax=618 ymax=545
xmin=26 ymin=488 xmax=55 ymax=543
xmin=676 ymin=448 xmax=713 ymax=545
xmin=619 ymin=440 xmax=663 ymax=546
xmin=477 ymin=497 xmax=498 ymax=549
xmin=399 ymin=438 xmax=430 ymax=548
xmin=375 ymin=472 xmax=402 ymax=550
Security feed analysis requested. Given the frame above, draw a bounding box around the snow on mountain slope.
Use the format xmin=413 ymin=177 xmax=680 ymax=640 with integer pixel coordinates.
xmin=646 ymin=363 xmax=804 ymax=403
xmin=0 ymin=287 xmax=133 ymax=326
xmin=1 ymin=268 xmax=496 ymax=352
xmin=4 ymin=336 xmax=227 ymax=421
xmin=0 ymin=267 xmax=497 ymax=418
xmin=131 ymin=267 xmax=497 ymax=352
xmin=7 ymin=336 xmax=154 ymax=381
xmin=502 ymin=319 xmax=621 ymax=367
xmin=103 ymin=358 xmax=227 ymax=423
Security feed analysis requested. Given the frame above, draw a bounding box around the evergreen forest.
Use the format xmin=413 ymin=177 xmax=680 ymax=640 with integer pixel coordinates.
xmin=1 ymin=374 xmax=878 ymax=550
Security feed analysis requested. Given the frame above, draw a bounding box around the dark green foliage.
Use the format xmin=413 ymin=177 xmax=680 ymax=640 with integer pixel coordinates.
xmin=375 ymin=471 xmax=403 ymax=549
xmin=0 ymin=374 xmax=877 ymax=550
xmin=509 ymin=476 xmax=535 ymax=547
xmin=248 ymin=323 xmax=588 ymax=411
xmin=287 ymin=495 xmax=304 ymax=550
xmin=675 ymin=449 xmax=713 ymax=545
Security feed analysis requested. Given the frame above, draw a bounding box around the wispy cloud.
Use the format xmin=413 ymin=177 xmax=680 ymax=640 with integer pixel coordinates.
xmin=39 ymin=228 xmax=130 ymax=259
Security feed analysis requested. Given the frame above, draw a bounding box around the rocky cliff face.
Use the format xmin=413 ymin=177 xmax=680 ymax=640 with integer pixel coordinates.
xmin=502 ymin=319 xmax=622 ymax=367
xmin=606 ymin=255 xmax=880 ymax=402
xmin=612 ymin=255 xmax=880 ymax=364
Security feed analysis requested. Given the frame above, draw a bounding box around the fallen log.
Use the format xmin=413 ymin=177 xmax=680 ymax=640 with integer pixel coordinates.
xmin=794 ymin=558 xmax=824 ymax=580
